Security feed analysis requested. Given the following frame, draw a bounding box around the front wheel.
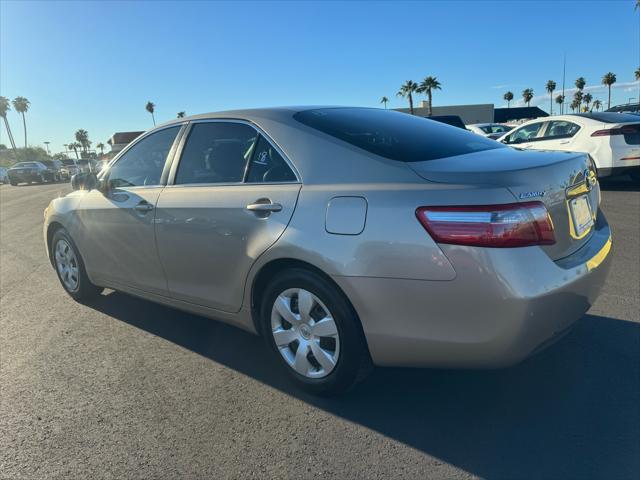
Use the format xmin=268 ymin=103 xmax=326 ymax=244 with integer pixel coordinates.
xmin=260 ymin=268 xmax=371 ymax=395
xmin=51 ymin=228 xmax=103 ymax=301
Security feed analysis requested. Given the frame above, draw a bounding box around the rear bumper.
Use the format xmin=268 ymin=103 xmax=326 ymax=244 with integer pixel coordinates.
xmin=334 ymin=213 xmax=613 ymax=368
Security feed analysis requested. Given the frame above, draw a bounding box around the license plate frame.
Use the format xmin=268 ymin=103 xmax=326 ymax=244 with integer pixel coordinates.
xmin=569 ymin=194 xmax=594 ymax=238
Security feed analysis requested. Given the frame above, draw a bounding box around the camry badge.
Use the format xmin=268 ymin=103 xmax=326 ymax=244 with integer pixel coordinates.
xmin=519 ymin=191 xmax=545 ymax=199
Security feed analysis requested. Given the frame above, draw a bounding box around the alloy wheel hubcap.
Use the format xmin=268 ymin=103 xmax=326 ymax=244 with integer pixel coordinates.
xmin=271 ymin=288 xmax=340 ymax=379
xmin=54 ymin=239 xmax=79 ymax=291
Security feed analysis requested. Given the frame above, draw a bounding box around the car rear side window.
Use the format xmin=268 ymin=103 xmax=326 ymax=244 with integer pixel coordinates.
xmin=108 ymin=126 xmax=180 ymax=188
xmin=542 ymin=121 xmax=580 ymax=139
xmin=175 ymin=122 xmax=257 ymax=184
xmin=245 ymin=136 xmax=297 ymax=183
xmin=293 ymin=108 xmax=502 ymax=162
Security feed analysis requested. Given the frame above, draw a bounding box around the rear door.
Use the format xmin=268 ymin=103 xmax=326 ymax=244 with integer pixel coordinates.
xmin=530 ymin=120 xmax=582 ymax=153
xmin=155 ymin=121 xmax=301 ymax=313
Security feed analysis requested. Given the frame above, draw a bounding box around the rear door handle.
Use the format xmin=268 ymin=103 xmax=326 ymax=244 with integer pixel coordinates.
xmin=246 ymin=202 xmax=282 ymax=213
xmin=134 ymin=202 xmax=154 ymax=213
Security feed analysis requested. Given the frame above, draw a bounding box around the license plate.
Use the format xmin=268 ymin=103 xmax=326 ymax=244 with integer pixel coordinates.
xmin=569 ymin=195 xmax=593 ymax=237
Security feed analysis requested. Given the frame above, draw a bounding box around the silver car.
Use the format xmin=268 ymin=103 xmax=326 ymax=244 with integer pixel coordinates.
xmin=44 ymin=107 xmax=613 ymax=394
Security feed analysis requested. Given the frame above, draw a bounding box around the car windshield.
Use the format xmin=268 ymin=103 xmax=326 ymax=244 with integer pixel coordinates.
xmin=294 ymin=108 xmax=503 ymax=162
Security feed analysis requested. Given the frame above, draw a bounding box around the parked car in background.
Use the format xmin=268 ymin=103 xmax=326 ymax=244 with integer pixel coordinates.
xmin=7 ymin=161 xmax=56 ymax=185
xmin=76 ymin=159 xmax=93 ymax=173
xmin=498 ymin=112 xmax=640 ymax=181
xmin=0 ymin=166 xmax=8 ymax=184
xmin=606 ymin=102 xmax=639 ymax=114
xmin=44 ymin=107 xmax=612 ymax=394
xmin=40 ymin=160 xmax=66 ymax=181
xmin=427 ymin=115 xmax=467 ymax=129
xmin=60 ymin=159 xmax=79 ymax=178
xmin=467 ymin=123 xmax=514 ymax=140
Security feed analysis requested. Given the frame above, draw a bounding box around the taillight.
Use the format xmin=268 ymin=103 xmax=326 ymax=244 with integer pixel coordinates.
xmin=591 ymin=125 xmax=640 ymax=137
xmin=416 ymin=201 xmax=555 ymax=248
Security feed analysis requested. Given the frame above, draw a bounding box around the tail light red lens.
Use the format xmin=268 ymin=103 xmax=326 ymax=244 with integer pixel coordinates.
xmin=416 ymin=201 xmax=555 ymax=248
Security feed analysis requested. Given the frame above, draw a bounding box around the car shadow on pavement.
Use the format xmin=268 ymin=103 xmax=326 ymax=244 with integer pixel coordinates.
xmin=88 ymin=291 xmax=639 ymax=480
xmin=599 ymin=176 xmax=640 ymax=192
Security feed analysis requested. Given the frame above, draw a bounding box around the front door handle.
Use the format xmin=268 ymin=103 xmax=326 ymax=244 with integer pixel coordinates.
xmin=134 ymin=202 xmax=154 ymax=213
xmin=246 ymin=202 xmax=282 ymax=213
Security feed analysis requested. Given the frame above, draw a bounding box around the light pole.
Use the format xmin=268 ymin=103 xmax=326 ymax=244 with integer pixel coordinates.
xmin=44 ymin=141 xmax=50 ymax=154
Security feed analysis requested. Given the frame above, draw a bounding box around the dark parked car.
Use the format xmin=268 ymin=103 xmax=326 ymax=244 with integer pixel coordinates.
xmin=7 ymin=161 xmax=56 ymax=185
xmin=40 ymin=160 xmax=66 ymax=181
xmin=427 ymin=115 xmax=467 ymax=129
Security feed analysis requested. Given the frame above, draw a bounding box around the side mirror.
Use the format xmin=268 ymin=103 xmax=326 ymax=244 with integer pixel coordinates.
xmin=71 ymin=172 xmax=99 ymax=191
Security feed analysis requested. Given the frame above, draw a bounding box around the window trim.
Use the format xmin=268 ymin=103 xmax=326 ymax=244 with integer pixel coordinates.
xmin=165 ymin=119 xmax=301 ymax=188
xmin=99 ymin=123 xmax=187 ymax=190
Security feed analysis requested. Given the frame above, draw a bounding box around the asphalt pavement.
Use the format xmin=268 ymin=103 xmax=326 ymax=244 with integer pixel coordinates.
xmin=1 ymin=179 xmax=638 ymax=479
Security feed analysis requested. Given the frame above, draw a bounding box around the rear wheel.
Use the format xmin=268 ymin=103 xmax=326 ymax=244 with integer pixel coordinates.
xmin=260 ymin=268 xmax=371 ymax=395
xmin=9 ymin=179 xmax=17 ymax=186
xmin=51 ymin=228 xmax=102 ymax=301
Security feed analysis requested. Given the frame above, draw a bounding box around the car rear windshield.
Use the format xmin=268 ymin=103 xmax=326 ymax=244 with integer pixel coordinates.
xmin=293 ymin=108 xmax=503 ymax=162
xmin=573 ymin=112 xmax=640 ymax=123
xmin=14 ymin=162 xmax=37 ymax=168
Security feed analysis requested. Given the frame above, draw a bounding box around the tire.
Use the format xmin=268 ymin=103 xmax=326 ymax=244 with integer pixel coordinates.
xmin=51 ymin=228 xmax=103 ymax=301
xmin=260 ymin=268 xmax=372 ymax=395
xmin=10 ymin=179 xmax=17 ymax=186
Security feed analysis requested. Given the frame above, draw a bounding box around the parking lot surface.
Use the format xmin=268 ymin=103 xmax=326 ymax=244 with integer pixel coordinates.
xmin=1 ymin=180 xmax=638 ymax=479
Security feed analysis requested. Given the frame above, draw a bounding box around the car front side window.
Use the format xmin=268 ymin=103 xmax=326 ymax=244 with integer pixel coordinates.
xmin=107 ymin=126 xmax=181 ymax=188
xmin=505 ymin=123 xmax=543 ymax=144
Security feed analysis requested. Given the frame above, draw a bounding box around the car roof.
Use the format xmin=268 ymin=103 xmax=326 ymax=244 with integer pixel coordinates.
xmin=157 ymin=106 xmax=343 ymax=128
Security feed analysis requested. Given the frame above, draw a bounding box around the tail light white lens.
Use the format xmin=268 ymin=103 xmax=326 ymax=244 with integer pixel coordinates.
xmin=416 ymin=201 xmax=555 ymax=248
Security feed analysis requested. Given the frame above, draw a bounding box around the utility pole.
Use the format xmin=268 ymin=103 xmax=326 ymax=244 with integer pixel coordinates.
xmin=561 ymin=53 xmax=566 ymax=115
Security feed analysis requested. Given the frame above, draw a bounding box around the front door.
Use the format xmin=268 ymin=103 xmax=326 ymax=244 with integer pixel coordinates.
xmin=154 ymin=121 xmax=301 ymax=312
xmin=75 ymin=125 xmax=182 ymax=294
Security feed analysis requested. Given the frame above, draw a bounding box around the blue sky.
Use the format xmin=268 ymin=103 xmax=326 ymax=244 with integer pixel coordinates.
xmin=1 ymin=0 xmax=639 ymax=153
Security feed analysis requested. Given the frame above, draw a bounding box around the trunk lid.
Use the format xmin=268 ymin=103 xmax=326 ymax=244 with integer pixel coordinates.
xmin=407 ymin=147 xmax=599 ymax=260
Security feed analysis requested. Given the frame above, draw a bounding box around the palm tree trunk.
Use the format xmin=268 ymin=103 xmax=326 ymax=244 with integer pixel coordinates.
xmin=151 ymin=112 xmax=156 ymax=126
xmin=607 ymin=86 xmax=611 ymax=110
xmin=408 ymin=94 xmax=414 ymax=115
xmin=21 ymin=112 xmax=27 ymax=148
xmin=428 ymin=90 xmax=433 ymax=116
xmin=3 ymin=117 xmax=17 ymax=150
xmin=549 ymin=93 xmax=553 ymax=115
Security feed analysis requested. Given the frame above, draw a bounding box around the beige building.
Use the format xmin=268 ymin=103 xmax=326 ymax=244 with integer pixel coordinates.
xmin=395 ymin=101 xmax=494 ymax=124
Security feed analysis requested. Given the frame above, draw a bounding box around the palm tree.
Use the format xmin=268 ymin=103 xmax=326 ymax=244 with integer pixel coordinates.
xmin=417 ymin=76 xmax=442 ymax=116
xmin=75 ymin=129 xmax=91 ymax=153
xmin=503 ymin=91 xmax=514 ymax=108
xmin=555 ymin=94 xmax=565 ymax=112
xmin=96 ymin=142 xmax=105 ymax=155
xmin=12 ymin=96 xmax=30 ymax=148
xmin=146 ymin=101 xmax=156 ymax=125
xmin=583 ymin=93 xmax=593 ymax=111
xmin=570 ymin=99 xmax=580 ymax=113
xmin=602 ymin=72 xmax=616 ymax=109
xmin=522 ymin=88 xmax=534 ymax=107
xmin=177 ymin=111 xmax=186 ymax=118
xmin=545 ymin=80 xmax=556 ymax=114
xmin=0 ymin=96 xmax=17 ymax=150
xmin=69 ymin=142 xmax=81 ymax=159
xmin=573 ymin=91 xmax=583 ymax=112
xmin=592 ymin=99 xmax=602 ymax=111
xmin=574 ymin=77 xmax=586 ymax=111
xmin=380 ymin=97 xmax=389 ymax=109
xmin=397 ymin=80 xmax=419 ymax=114
xmin=635 ymin=67 xmax=639 ymax=81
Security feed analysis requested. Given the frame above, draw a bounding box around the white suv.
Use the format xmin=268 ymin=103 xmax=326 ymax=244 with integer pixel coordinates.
xmin=497 ymin=112 xmax=640 ymax=180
